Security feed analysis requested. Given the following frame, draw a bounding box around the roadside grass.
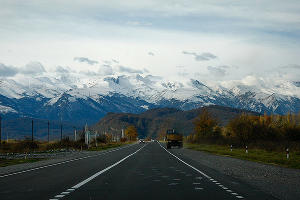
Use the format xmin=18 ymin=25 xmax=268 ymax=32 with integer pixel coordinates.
xmin=184 ymin=143 xmax=300 ymax=169
xmin=87 ymin=142 xmax=132 ymax=151
xmin=0 ymin=141 xmax=132 ymax=167
xmin=0 ymin=158 xmax=44 ymax=167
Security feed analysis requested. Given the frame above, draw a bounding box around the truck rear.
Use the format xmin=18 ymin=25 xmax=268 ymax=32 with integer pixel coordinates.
xmin=166 ymin=129 xmax=183 ymax=149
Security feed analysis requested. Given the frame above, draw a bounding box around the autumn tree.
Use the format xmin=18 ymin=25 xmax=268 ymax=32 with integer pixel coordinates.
xmin=193 ymin=109 xmax=219 ymax=141
xmin=125 ymin=125 xmax=138 ymax=141
xmin=227 ymin=113 xmax=254 ymax=146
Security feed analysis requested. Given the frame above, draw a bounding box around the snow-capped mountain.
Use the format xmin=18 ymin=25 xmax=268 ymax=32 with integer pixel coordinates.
xmin=0 ymin=73 xmax=299 ymax=125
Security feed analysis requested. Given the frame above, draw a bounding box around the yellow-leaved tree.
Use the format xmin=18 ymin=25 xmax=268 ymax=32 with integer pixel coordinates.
xmin=125 ymin=125 xmax=138 ymax=141
xmin=193 ymin=109 xmax=219 ymax=142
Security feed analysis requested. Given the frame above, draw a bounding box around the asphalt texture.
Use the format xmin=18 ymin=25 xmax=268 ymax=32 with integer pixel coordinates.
xmin=0 ymin=141 xmax=278 ymax=200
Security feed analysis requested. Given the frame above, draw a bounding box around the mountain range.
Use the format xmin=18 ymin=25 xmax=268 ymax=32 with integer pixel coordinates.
xmin=93 ymin=105 xmax=258 ymax=138
xmin=0 ymin=73 xmax=299 ymax=127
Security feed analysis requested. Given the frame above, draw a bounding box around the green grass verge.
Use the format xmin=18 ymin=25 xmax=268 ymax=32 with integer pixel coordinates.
xmin=0 ymin=158 xmax=44 ymax=167
xmin=184 ymin=143 xmax=300 ymax=169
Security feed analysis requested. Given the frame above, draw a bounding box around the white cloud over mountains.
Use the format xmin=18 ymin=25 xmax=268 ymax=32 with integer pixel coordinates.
xmin=0 ymin=63 xmax=18 ymax=77
xmin=182 ymin=51 xmax=217 ymax=61
xmin=0 ymin=0 xmax=300 ymax=96
xmin=0 ymin=62 xmax=46 ymax=77
xmin=74 ymin=57 xmax=98 ymax=65
xmin=207 ymin=66 xmax=228 ymax=77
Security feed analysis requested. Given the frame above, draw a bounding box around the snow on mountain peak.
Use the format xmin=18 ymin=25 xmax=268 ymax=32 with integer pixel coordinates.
xmin=0 ymin=72 xmax=300 ymax=117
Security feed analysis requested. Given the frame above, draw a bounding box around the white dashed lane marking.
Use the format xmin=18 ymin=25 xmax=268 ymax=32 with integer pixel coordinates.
xmin=49 ymin=144 xmax=147 ymax=200
xmin=61 ymin=192 xmax=69 ymax=195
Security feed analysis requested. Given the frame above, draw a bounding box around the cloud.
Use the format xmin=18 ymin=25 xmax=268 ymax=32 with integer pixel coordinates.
xmin=126 ymin=21 xmax=152 ymax=26
xmin=207 ymin=65 xmax=228 ymax=77
xmin=178 ymin=71 xmax=189 ymax=77
xmin=21 ymin=61 xmax=46 ymax=75
xmin=143 ymin=68 xmax=149 ymax=73
xmin=112 ymin=59 xmax=119 ymax=64
xmin=0 ymin=63 xmax=18 ymax=77
xmin=282 ymin=64 xmax=300 ymax=70
xmin=55 ymin=66 xmax=70 ymax=74
xmin=0 ymin=62 xmax=46 ymax=77
xmin=80 ymin=70 xmax=98 ymax=76
xmin=148 ymin=52 xmax=155 ymax=56
xmin=99 ymin=64 xmax=114 ymax=76
xmin=183 ymin=51 xmax=217 ymax=61
xmin=74 ymin=57 xmax=98 ymax=65
xmin=272 ymin=64 xmax=300 ymax=81
xmin=118 ymin=66 xmax=144 ymax=74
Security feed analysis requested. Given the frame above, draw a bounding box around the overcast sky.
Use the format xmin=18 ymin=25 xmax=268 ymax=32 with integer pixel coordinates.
xmin=1 ymin=0 xmax=300 ymax=88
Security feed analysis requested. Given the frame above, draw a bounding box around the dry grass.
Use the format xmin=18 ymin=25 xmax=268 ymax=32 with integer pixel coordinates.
xmin=185 ymin=143 xmax=300 ymax=169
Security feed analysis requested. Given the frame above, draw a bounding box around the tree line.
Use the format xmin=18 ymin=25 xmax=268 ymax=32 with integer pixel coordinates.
xmin=186 ymin=109 xmax=300 ymax=150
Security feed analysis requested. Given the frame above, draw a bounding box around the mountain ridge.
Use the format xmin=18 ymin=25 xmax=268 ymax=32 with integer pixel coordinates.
xmin=0 ymin=74 xmax=299 ymax=126
xmin=93 ymin=105 xmax=259 ymax=139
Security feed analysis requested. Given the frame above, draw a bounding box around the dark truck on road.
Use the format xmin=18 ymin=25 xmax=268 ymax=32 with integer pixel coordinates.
xmin=166 ymin=129 xmax=183 ymax=149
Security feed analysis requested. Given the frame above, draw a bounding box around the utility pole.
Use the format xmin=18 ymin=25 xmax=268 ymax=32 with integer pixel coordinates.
xmin=60 ymin=123 xmax=63 ymax=141
xmin=47 ymin=121 xmax=50 ymax=143
xmin=95 ymin=133 xmax=97 ymax=147
xmin=0 ymin=115 xmax=2 ymax=144
xmin=74 ymin=128 xmax=77 ymax=141
xmin=31 ymin=120 xmax=34 ymax=142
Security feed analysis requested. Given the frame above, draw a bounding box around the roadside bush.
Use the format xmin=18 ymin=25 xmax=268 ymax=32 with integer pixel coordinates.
xmin=13 ymin=140 xmax=39 ymax=152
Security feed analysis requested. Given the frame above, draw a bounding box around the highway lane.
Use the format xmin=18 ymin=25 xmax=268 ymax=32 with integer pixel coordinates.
xmin=0 ymin=141 xmax=277 ymax=200
xmin=0 ymin=143 xmax=143 ymax=200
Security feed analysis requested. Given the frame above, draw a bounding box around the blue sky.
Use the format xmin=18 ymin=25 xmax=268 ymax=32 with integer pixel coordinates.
xmin=0 ymin=0 xmax=300 ymax=89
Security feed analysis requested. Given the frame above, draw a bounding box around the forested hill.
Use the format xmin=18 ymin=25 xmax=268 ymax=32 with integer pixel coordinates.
xmin=93 ymin=105 xmax=258 ymax=139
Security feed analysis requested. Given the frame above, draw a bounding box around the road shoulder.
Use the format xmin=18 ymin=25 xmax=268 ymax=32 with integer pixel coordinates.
xmin=175 ymin=147 xmax=300 ymax=200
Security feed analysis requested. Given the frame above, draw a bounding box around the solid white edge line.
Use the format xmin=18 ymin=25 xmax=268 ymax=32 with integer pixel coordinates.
xmin=158 ymin=142 xmax=245 ymax=198
xmin=72 ymin=143 xmax=147 ymax=189
xmin=158 ymin=142 xmax=210 ymax=179
xmin=0 ymin=143 xmax=136 ymax=178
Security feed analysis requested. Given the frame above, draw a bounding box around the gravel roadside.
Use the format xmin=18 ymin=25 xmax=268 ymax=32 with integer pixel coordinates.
xmin=177 ymin=148 xmax=300 ymax=200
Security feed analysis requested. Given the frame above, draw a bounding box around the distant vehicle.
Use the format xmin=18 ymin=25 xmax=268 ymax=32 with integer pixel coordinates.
xmin=165 ymin=129 xmax=183 ymax=149
xmin=139 ymin=139 xmax=145 ymax=144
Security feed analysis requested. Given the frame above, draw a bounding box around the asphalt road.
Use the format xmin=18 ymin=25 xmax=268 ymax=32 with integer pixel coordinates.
xmin=0 ymin=141 xmax=278 ymax=200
